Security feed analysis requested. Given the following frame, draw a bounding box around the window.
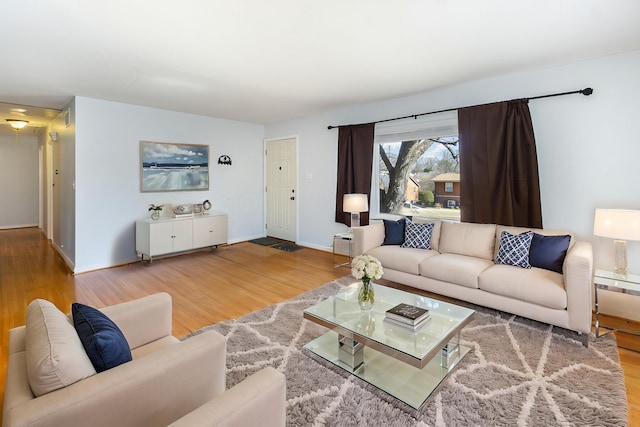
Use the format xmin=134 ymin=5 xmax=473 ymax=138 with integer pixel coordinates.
xmin=447 ymin=200 xmax=456 ymax=208
xmin=373 ymin=112 xmax=460 ymax=221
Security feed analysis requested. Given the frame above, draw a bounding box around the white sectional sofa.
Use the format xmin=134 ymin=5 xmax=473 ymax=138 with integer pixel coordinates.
xmin=352 ymin=219 xmax=593 ymax=343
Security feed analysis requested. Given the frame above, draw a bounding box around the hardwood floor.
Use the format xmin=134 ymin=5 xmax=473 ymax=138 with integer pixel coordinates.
xmin=1 ymin=227 xmax=638 ymax=424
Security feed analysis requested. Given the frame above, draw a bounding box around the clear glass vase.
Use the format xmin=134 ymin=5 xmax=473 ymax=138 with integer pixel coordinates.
xmin=151 ymin=210 xmax=160 ymax=221
xmin=358 ymin=280 xmax=375 ymax=311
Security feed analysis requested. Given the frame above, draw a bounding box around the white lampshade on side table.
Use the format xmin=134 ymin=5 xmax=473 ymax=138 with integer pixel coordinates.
xmin=593 ymin=208 xmax=640 ymax=276
xmin=343 ymin=194 xmax=368 ymax=228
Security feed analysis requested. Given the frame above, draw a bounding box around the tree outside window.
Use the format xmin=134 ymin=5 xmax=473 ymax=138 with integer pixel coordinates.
xmin=378 ymin=135 xmax=460 ymax=220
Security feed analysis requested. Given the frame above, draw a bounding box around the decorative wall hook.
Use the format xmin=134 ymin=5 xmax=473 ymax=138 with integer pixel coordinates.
xmin=218 ymin=155 xmax=232 ymax=165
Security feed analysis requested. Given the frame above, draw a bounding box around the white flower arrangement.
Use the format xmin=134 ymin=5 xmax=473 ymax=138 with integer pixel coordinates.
xmin=351 ymin=255 xmax=384 ymax=283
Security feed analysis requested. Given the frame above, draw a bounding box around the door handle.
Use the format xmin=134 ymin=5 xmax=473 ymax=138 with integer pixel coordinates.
xmin=290 ymin=197 xmax=295 ymax=200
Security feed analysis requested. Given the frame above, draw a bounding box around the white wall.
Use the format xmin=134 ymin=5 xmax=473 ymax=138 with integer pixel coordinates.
xmin=74 ymin=97 xmax=264 ymax=273
xmin=38 ymin=109 xmax=71 ymax=251
xmin=49 ymin=101 xmax=77 ymax=268
xmin=265 ymin=49 xmax=640 ymax=319
xmin=0 ymin=133 xmax=39 ymax=228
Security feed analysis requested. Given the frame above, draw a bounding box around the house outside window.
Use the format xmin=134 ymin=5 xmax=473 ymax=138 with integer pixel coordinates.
xmin=432 ymin=173 xmax=460 ymax=210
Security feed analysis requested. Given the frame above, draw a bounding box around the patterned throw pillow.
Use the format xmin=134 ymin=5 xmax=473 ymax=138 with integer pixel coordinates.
xmin=401 ymin=221 xmax=434 ymax=249
xmin=495 ymin=230 xmax=533 ymax=269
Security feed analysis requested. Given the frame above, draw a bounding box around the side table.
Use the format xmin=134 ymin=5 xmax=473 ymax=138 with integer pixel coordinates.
xmin=333 ymin=232 xmax=353 ymax=268
xmin=594 ymin=269 xmax=640 ymax=338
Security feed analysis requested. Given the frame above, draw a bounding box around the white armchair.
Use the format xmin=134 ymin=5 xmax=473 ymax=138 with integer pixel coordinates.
xmin=3 ymin=293 xmax=286 ymax=427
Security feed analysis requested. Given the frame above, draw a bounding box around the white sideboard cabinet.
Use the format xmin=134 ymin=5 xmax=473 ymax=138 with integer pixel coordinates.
xmin=193 ymin=215 xmax=228 ymax=248
xmin=136 ymin=213 xmax=228 ymax=262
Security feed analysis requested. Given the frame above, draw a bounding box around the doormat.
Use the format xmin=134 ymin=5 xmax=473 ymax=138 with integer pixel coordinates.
xmin=271 ymin=242 xmax=303 ymax=252
xmin=249 ymin=237 xmax=282 ymax=246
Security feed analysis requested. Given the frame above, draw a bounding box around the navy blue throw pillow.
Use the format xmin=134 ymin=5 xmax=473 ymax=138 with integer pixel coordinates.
xmin=72 ymin=303 xmax=132 ymax=373
xmin=529 ymin=233 xmax=571 ymax=274
xmin=383 ymin=218 xmax=406 ymax=245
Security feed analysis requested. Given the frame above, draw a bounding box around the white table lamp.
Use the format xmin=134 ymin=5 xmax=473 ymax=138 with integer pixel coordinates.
xmin=343 ymin=194 xmax=368 ymax=228
xmin=593 ymin=208 xmax=640 ymax=276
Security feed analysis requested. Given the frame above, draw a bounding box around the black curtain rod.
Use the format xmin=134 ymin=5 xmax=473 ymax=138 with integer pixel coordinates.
xmin=327 ymin=87 xmax=593 ymax=130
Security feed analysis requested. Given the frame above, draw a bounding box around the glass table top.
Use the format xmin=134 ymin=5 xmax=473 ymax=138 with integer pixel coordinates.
xmin=594 ymin=269 xmax=640 ymax=296
xmin=303 ymin=282 xmax=475 ymax=368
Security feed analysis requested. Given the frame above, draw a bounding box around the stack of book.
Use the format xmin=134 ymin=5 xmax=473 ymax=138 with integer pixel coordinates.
xmin=384 ymin=303 xmax=431 ymax=331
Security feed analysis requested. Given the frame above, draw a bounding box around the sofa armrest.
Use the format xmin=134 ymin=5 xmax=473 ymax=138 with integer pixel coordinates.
xmin=352 ymin=223 xmax=385 ymax=256
xmin=563 ymin=240 xmax=593 ymax=334
xmin=168 ymin=367 xmax=286 ymax=427
xmin=100 ymin=292 xmax=173 ymax=349
xmin=3 ymin=330 xmax=226 ymax=427
xmin=7 ymin=326 xmax=26 ymax=354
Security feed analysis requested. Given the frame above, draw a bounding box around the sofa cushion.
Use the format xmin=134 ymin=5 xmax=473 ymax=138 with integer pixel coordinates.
xmin=529 ymin=233 xmax=571 ymax=274
xmin=438 ymin=221 xmax=497 ymax=260
xmin=479 ymin=265 xmax=567 ymax=309
xmin=367 ymin=245 xmax=438 ymax=275
xmin=419 ymin=253 xmax=494 ymax=289
xmin=72 ymin=303 xmax=133 ymax=373
xmin=495 ymin=231 xmax=533 ymax=269
xmin=401 ymin=221 xmax=434 ymax=249
xmin=25 ymin=299 xmax=96 ymax=397
xmin=382 ymin=218 xmax=406 ymax=245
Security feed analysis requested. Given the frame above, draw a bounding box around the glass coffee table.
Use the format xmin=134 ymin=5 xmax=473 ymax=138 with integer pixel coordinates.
xmin=303 ymin=282 xmax=475 ymax=413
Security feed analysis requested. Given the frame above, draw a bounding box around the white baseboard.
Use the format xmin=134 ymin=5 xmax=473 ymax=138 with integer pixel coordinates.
xmin=0 ymin=223 xmax=38 ymax=230
xmin=51 ymin=241 xmax=76 ymax=273
xmin=296 ymin=241 xmax=332 ymax=253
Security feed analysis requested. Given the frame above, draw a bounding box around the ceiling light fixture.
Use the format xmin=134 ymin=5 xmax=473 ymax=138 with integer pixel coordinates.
xmin=6 ymin=119 xmax=29 ymax=131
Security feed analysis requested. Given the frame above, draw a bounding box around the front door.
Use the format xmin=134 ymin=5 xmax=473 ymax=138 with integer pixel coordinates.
xmin=266 ymin=138 xmax=297 ymax=241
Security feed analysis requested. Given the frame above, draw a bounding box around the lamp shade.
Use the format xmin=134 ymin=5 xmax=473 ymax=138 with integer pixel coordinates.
xmin=6 ymin=119 xmax=28 ymax=130
xmin=593 ymin=209 xmax=640 ymax=241
xmin=343 ymin=194 xmax=368 ymax=213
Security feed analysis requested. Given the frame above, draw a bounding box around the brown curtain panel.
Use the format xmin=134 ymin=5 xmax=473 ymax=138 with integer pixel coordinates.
xmin=459 ymin=100 xmax=543 ymax=228
xmin=335 ymin=123 xmax=375 ymax=226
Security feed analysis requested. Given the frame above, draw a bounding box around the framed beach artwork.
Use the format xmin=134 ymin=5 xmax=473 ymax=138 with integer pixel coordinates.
xmin=140 ymin=141 xmax=210 ymax=192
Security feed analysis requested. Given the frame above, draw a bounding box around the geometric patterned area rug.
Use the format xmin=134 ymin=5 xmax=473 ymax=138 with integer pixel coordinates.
xmin=187 ymin=277 xmax=628 ymax=426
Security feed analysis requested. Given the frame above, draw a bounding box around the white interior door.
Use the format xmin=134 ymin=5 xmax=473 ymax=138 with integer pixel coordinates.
xmin=266 ymin=138 xmax=297 ymax=241
xmin=52 ymin=139 xmax=62 ymax=246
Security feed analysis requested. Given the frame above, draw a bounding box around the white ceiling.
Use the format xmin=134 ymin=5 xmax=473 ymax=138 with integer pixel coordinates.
xmin=1 ymin=0 xmax=639 ymax=135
